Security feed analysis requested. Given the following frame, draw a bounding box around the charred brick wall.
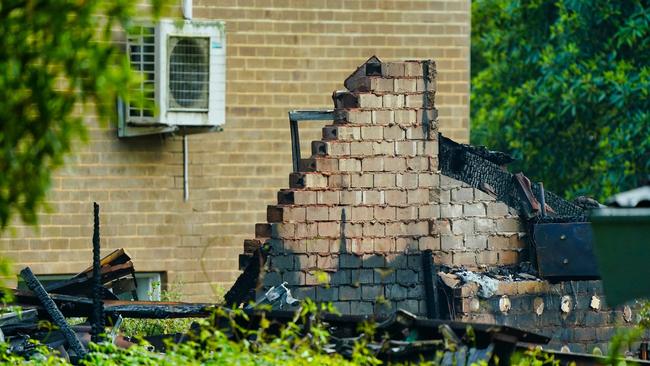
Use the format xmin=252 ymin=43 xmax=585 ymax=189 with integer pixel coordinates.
xmin=243 ymin=57 xmax=526 ymax=315
xmin=451 ymin=279 xmax=642 ymax=353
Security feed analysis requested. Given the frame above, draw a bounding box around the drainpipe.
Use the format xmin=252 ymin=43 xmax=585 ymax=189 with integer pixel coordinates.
xmin=183 ymin=134 xmax=189 ymax=201
xmin=183 ymin=0 xmax=192 ymax=20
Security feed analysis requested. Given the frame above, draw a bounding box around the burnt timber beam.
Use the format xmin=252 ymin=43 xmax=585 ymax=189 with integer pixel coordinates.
xmin=20 ymin=267 xmax=87 ymax=358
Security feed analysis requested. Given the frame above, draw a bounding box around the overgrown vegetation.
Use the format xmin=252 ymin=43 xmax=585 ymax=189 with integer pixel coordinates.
xmin=0 ymin=301 xmax=557 ymax=366
xmin=121 ymin=282 xmax=194 ymax=338
xmin=0 ymin=0 xmax=169 ymax=229
xmin=471 ymin=0 xmax=650 ymax=201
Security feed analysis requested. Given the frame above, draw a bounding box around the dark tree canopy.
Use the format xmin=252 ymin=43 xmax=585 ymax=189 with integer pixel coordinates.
xmin=471 ymin=0 xmax=650 ymax=201
xmin=0 ymin=0 xmax=166 ymax=228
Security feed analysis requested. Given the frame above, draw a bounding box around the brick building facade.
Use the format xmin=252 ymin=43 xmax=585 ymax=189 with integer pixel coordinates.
xmin=0 ymin=1 xmax=470 ymax=301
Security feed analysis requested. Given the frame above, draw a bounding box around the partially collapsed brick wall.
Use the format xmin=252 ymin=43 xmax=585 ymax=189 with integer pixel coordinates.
xmin=452 ymin=279 xmax=641 ymax=354
xmin=241 ymin=57 xmax=527 ymax=315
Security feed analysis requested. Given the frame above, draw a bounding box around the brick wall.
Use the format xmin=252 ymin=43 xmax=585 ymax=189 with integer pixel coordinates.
xmin=0 ymin=1 xmax=470 ymax=301
xmin=251 ymin=57 xmax=522 ymax=314
xmin=452 ymin=279 xmax=641 ymax=353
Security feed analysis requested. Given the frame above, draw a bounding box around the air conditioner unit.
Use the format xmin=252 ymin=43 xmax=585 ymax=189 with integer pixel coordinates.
xmin=124 ymin=19 xmax=225 ymax=129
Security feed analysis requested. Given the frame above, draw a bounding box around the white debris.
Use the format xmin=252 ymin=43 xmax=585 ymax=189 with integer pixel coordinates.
xmin=456 ymin=270 xmax=499 ymax=298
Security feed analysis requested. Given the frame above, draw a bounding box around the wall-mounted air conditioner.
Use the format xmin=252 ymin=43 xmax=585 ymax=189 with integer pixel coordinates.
xmin=121 ymin=19 xmax=225 ymax=134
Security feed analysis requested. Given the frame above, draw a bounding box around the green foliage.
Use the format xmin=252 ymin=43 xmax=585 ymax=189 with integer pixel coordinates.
xmin=471 ymin=0 xmax=650 ymax=201
xmin=0 ymin=0 xmax=167 ymax=228
xmin=121 ymin=282 xmax=194 ymax=338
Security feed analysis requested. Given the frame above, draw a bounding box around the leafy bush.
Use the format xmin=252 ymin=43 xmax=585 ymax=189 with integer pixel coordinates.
xmin=471 ymin=0 xmax=650 ymax=201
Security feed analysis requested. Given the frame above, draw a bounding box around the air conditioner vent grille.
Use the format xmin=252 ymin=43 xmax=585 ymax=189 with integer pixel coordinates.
xmin=168 ymin=37 xmax=209 ymax=110
xmin=127 ymin=26 xmax=156 ymax=119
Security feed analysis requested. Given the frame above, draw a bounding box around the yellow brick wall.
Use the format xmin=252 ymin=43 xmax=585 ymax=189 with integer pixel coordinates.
xmin=0 ymin=1 xmax=469 ymax=301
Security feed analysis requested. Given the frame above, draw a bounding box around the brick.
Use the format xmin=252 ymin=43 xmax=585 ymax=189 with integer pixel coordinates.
xmin=395 ymin=141 xmax=417 ymax=156
xmin=351 ymin=206 xmax=373 ymax=221
xmin=382 ymin=94 xmax=404 ymax=108
xmin=350 ymin=301 xmax=373 ymax=314
xmin=340 ymin=190 xmax=362 ymax=205
xmin=361 ymin=157 xmax=384 ymax=171
xmin=339 ymin=253 xmax=362 ymax=268
xmin=306 ymin=206 xmax=329 ymax=221
xmin=453 ymin=252 xmax=477 ymax=266
xmin=344 ymin=222 xmax=364 ymax=238
xmin=374 ymin=206 xmax=396 ymax=221
xmin=363 ymin=254 xmax=386 ymax=268
xmin=419 ymin=236 xmax=441 ymax=251
xmin=338 ymin=158 xmax=361 ymax=172
xmin=405 ymin=126 xmax=425 ymax=139
xmin=384 ymin=125 xmax=405 ymax=140
xmin=362 ymin=285 xmax=384 ymax=300
xmin=383 ymin=157 xmax=406 ymax=171
xmin=284 ymin=206 xmax=306 ymax=221
xmin=385 ymin=190 xmax=407 ymax=205
xmin=306 ymin=238 xmax=329 ymax=253
xmin=370 ymin=77 xmax=394 ymax=92
xmin=407 ymin=189 xmax=429 ymax=204
xmin=394 ymin=78 xmax=417 ymax=93
xmin=465 ymin=235 xmax=487 ymax=250
xmin=396 ymin=206 xmax=418 ymax=220
xmin=318 ymin=221 xmax=339 ymax=237
xmin=407 ymin=156 xmax=430 ymax=171
xmin=374 ymin=173 xmax=396 ymax=188
xmin=290 ymin=172 xmax=328 ymax=189
xmin=317 ymin=190 xmax=339 ymax=205
xmin=351 ymin=173 xmax=373 ymax=188
xmin=404 ymin=61 xmax=423 ymax=77
xmin=300 ymin=157 xmax=339 ymax=172
xmin=363 ymin=222 xmax=385 ymax=237
xmin=267 ymin=205 xmax=284 ymax=222
xmin=452 ymin=187 xmax=474 ymax=202
xmin=329 ymin=173 xmax=351 ymax=188
xmin=293 ymin=190 xmax=317 ymax=205
xmin=360 ymin=126 xmax=383 ymax=140
xmin=406 ymin=221 xmax=429 ymax=236
xmin=419 ymin=173 xmax=437 ymax=188
xmin=474 ymin=218 xmax=494 ymax=233
xmin=311 ymin=141 xmax=350 ymax=156
xmin=372 ymin=110 xmax=394 ymax=124
xmin=416 ymin=140 xmax=438 ymax=156
xmin=451 ymin=219 xmax=473 ymax=234
xmin=394 ymin=109 xmax=416 ymax=125
xmin=440 ymin=204 xmax=463 ymax=218
xmin=373 ymin=237 xmax=393 ymax=252
xmin=317 ymin=254 xmax=338 ymax=270
xmin=347 ymin=110 xmax=372 ymax=124
xmin=316 ymin=286 xmax=339 ymax=302
xmin=496 ymin=218 xmax=523 ymax=232
xmin=255 ymin=223 xmax=272 ymax=238
xmin=419 ymin=205 xmax=440 ymax=219
xmin=464 ymin=203 xmax=486 ymax=217
xmin=396 ymin=173 xmax=418 ymax=189
xmin=323 ymin=125 xmax=360 ymax=141
xmin=362 ymin=190 xmax=384 ymax=204
xmin=295 ymin=222 xmax=318 ymax=238
xmin=486 ymin=202 xmax=510 ymax=217
xmin=405 ymin=94 xmax=424 ymax=108
xmin=441 ymin=235 xmax=463 ymax=250
xmin=381 ymin=62 xmax=405 ymax=77
xmin=350 ymin=141 xmax=374 ymax=156
xmin=358 ymin=93 xmax=383 ymax=108
xmin=386 ymin=284 xmax=408 ymax=300
xmin=373 ymin=141 xmax=395 ymax=155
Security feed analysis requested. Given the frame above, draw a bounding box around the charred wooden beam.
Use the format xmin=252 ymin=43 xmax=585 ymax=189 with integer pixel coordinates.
xmin=43 ymin=262 xmax=133 ymax=299
xmin=20 ymin=267 xmax=87 ymax=358
xmin=225 ymin=247 xmax=267 ymax=307
xmin=90 ymin=202 xmax=104 ymax=343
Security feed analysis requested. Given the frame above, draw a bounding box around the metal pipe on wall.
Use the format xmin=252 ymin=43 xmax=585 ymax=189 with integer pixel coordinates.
xmin=183 ymin=0 xmax=192 ymax=20
xmin=183 ymin=135 xmax=189 ymax=201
